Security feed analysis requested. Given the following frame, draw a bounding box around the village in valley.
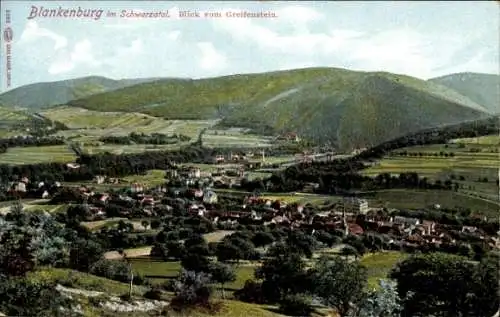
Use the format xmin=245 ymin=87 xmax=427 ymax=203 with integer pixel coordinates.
xmin=0 ymin=97 xmax=497 ymax=317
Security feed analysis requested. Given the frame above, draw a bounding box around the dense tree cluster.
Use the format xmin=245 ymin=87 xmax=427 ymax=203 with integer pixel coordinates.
xmin=0 ymin=135 xmax=66 ymax=154
xmin=0 ymin=145 xmax=213 ymax=183
xmin=391 ymin=252 xmax=499 ymax=317
xmin=355 ymin=116 xmax=498 ymax=160
xmin=99 ymin=132 xmax=191 ymax=145
xmin=9 ymin=114 xmax=69 ymax=137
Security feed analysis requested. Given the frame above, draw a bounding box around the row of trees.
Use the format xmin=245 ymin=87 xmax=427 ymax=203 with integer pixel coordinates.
xmin=0 ymin=135 xmax=66 ymax=154
xmin=99 ymin=132 xmax=191 ymax=145
xmin=0 ymin=145 xmax=214 ymax=183
xmin=394 ymin=151 xmax=456 ymax=157
xmin=265 ymin=169 xmax=459 ymax=194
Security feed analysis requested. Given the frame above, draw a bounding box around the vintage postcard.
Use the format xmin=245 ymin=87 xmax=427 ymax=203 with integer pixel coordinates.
xmin=0 ymin=1 xmax=498 ymax=317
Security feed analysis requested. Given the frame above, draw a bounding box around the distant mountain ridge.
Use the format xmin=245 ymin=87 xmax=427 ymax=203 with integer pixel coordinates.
xmin=429 ymin=72 xmax=499 ymax=114
xmin=0 ymin=76 xmax=169 ymax=109
xmin=0 ymin=68 xmax=494 ymax=150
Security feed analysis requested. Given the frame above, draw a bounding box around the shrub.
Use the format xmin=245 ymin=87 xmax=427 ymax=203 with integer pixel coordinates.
xmin=161 ymin=279 xmax=176 ymax=292
xmin=133 ymin=273 xmax=148 ymax=286
xmin=144 ymin=287 xmax=163 ymax=300
xmin=89 ymin=259 xmax=129 ymax=283
xmin=119 ymin=293 xmax=132 ymax=302
xmin=279 ymin=294 xmax=313 ymax=316
xmin=170 ymin=270 xmax=214 ymax=312
xmin=233 ymin=279 xmax=266 ymax=304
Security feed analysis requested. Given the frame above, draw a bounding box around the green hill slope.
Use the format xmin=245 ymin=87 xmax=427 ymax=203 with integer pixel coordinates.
xmin=429 ymin=72 xmax=500 ymax=114
xmin=36 ymin=68 xmax=494 ymax=150
xmin=0 ymin=76 xmax=167 ymax=109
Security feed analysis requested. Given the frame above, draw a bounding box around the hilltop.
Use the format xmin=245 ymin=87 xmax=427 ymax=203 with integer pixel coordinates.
xmin=1 ymin=68 xmax=494 ymax=150
xmin=0 ymin=76 xmax=168 ymax=109
xmin=429 ymin=72 xmax=500 ymax=114
xmin=58 ymin=68 xmax=491 ymax=150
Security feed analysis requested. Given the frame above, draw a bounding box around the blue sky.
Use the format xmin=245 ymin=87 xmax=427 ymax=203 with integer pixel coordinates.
xmin=1 ymin=1 xmax=498 ymax=91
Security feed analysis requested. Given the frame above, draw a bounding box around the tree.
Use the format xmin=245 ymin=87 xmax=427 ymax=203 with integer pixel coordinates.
xmin=287 ymin=230 xmax=317 ymax=258
xmin=0 ymin=277 xmax=72 ymax=317
xmin=166 ymin=241 xmax=186 ymax=259
xmin=356 ymin=280 xmax=401 ymax=317
xmin=209 ymin=262 xmax=236 ymax=299
xmin=309 ymin=255 xmax=367 ymax=317
xmin=314 ymin=230 xmax=338 ymax=247
xmin=150 ymin=219 xmax=161 ymax=229
xmin=69 ymin=238 xmax=103 ymax=271
xmin=470 ymin=254 xmax=500 ymax=316
xmin=216 ymin=242 xmax=241 ymax=263
xmin=340 ymin=245 xmax=359 ymax=260
xmin=0 ymin=226 xmax=35 ymax=276
xmin=181 ymin=253 xmax=211 ymax=273
xmin=141 ymin=220 xmax=149 ymax=230
xmin=390 ymin=253 xmax=477 ymax=317
xmin=184 ymin=234 xmax=210 ymax=256
xmin=251 ymin=231 xmax=275 ymax=248
xmin=343 ymin=235 xmax=367 ymax=256
xmin=255 ymin=243 xmax=308 ymax=302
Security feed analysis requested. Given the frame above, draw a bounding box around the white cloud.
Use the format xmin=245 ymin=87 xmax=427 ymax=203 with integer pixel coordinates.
xmin=49 ymin=39 xmax=99 ymax=74
xmin=168 ymin=30 xmax=181 ymax=41
xmin=212 ymin=15 xmax=362 ymax=56
xmin=19 ymin=21 xmax=67 ymax=50
xmin=212 ymin=13 xmax=486 ymax=79
xmin=277 ymin=5 xmax=324 ymax=30
xmin=197 ymin=42 xmax=227 ymax=71
xmin=436 ymin=51 xmax=499 ymax=77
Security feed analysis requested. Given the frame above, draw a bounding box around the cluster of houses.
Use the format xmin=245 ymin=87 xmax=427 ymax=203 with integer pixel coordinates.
xmin=4 ymin=163 xmax=498 ymax=253
xmin=3 ymin=176 xmax=61 ymax=199
xmin=74 ymin=174 xmax=500 ymax=252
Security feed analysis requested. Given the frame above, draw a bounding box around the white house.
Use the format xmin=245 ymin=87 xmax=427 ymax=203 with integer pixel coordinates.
xmin=392 ymin=216 xmax=420 ymax=227
xmin=343 ymin=197 xmax=369 ymax=214
xmin=130 ymin=183 xmax=144 ymax=193
xmin=15 ymin=182 xmax=26 ymax=192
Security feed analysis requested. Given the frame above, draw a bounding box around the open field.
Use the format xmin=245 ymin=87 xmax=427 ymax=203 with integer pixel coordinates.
xmin=129 ymin=257 xmax=256 ymax=291
xmin=0 ymin=143 xmax=174 ymax=165
xmin=362 ymin=155 xmax=499 ymax=177
xmin=0 ymin=145 xmax=76 ymax=164
xmin=361 ymin=137 xmax=499 ymax=205
xmin=127 ymin=250 xmax=404 ymax=292
xmin=363 ymin=135 xmax=499 ymax=177
xmin=104 ymin=230 xmax=235 ymax=259
xmin=451 ymin=135 xmax=500 ymax=145
xmin=360 ymin=251 xmax=408 ymax=289
xmin=122 ymin=169 xmax=166 ymax=186
xmin=203 ymin=129 xmax=273 ymax=148
xmin=260 ymin=193 xmax=340 ymax=205
xmin=0 ymin=144 xmax=182 ymax=165
xmin=44 ymin=107 xmax=223 ymax=141
xmin=360 ymin=189 xmax=499 ymax=217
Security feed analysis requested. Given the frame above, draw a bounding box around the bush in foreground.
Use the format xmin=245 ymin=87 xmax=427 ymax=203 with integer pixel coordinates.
xmin=279 ymin=293 xmax=314 ymax=316
xmin=170 ymin=270 xmax=221 ymax=314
